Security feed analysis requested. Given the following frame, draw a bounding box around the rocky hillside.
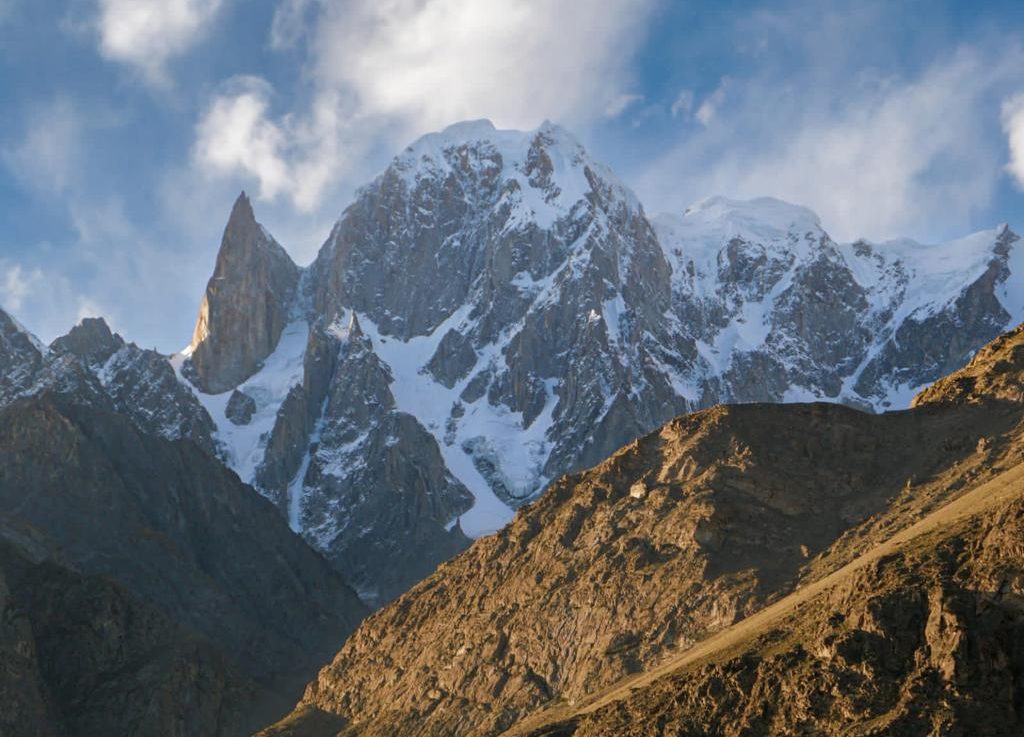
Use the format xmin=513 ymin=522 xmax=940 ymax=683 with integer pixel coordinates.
xmin=1 ymin=120 xmax=1020 ymax=605
xmin=516 ymin=463 xmax=1024 ymax=736
xmin=259 ymin=319 xmax=1024 ymax=736
xmin=0 ymin=395 xmax=367 ymax=734
xmin=0 ymin=520 xmax=256 ymax=737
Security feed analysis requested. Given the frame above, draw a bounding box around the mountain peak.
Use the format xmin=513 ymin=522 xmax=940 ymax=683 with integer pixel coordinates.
xmin=228 ymin=190 xmax=255 ymax=227
xmin=50 ymin=317 xmax=124 ymax=365
xmin=187 ymin=195 xmax=301 ymax=394
xmin=680 ymin=195 xmax=822 ymax=233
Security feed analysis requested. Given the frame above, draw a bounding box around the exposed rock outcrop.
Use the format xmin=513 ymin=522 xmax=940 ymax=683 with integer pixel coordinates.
xmin=187 ymin=192 xmax=300 ymax=394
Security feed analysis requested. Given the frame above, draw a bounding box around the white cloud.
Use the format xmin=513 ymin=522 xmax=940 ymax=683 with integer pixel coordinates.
xmin=1003 ymin=94 xmax=1024 ymax=189
xmin=95 ymin=0 xmax=223 ymax=84
xmin=194 ymin=78 xmax=292 ymax=202
xmin=310 ymin=0 xmax=656 ymax=131
xmin=639 ymin=44 xmax=1023 ymax=242
xmin=195 ymin=0 xmax=655 ymax=212
xmin=193 ymin=78 xmax=355 ymax=212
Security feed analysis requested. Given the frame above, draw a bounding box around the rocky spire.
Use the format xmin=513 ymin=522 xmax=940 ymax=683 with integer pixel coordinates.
xmin=188 ymin=192 xmax=300 ymax=394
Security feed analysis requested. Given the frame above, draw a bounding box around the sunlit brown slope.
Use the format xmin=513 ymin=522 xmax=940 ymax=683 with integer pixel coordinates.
xmin=262 ymin=322 xmax=1024 ymax=736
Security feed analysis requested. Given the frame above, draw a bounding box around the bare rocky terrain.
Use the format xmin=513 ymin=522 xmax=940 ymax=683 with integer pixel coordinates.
xmin=260 ymin=320 xmax=1024 ymax=736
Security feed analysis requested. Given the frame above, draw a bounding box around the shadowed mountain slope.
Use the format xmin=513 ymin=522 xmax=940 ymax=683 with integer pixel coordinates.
xmin=0 ymin=395 xmax=368 ymax=735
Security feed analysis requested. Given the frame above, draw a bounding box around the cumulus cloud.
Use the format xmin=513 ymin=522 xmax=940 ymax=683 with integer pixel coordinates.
xmin=1003 ymin=94 xmax=1024 ymax=189
xmin=95 ymin=0 xmax=223 ymax=84
xmin=193 ymin=78 xmax=353 ymax=212
xmin=195 ymin=0 xmax=655 ymax=212
xmin=309 ymin=0 xmax=656 ymax=131
xmin=194 ymin=78 xmax=292 ymax=202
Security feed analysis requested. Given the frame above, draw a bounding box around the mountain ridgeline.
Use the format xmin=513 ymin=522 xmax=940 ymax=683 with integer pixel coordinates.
xmin=1 ymin=119 xmax=1021 ymax=606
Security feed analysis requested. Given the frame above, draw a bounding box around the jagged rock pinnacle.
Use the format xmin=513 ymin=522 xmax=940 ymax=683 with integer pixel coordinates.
xmin=187 ymin=193 xmax=300 ymax=394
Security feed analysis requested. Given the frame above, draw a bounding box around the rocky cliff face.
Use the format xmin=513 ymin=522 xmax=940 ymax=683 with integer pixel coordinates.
xmin=654 ymin=197 xmax=1022 ymax=409
xmin=260 ymin=321 xmax=1024 ymax=736
xmin=0 ymin=310 xmax=223 ymax=457
xmin=0 ymin=395 xmax=368 ymax=731
xmin=187 ymin=192 xmax=300 ymax=394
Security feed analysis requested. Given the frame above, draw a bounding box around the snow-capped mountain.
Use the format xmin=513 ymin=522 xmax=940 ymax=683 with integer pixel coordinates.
xmin=0 ymin=311 xmax=220 ymax=456
xmin=654 ymin=196 xmax=1023 ymax=409
xmin=2 ymin=120 xmax=1020 ymax=604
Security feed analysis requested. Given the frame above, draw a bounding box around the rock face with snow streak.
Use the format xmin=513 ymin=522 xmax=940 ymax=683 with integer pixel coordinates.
xmin=187 ymin=192 xmax=300 ymax=394
xmin=176 ymin=122 xmax=1022 ymax=604
xmin=310 ymin=121 xmax=690 ymax=508
xmin=0 ymin=310 xmax=44 ymax=403
xmin=0 ymin=311 xmax=222 ymax=457
xmin=655 ymin=197 xmax=1023 ymax=409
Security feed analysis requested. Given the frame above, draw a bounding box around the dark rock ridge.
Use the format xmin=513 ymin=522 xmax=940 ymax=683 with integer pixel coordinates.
xmin=260 ymin=321 xmax=1024 ymax=736
xmin=0 ymin=395 xmax=368 ymax=733
xmin=0 ymin=311 xmax=222 ymax=457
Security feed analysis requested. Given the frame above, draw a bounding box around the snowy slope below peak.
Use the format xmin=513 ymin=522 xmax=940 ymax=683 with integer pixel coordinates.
xmin=357 ymin=310 xmax=527 ymax=538
xmin=172 ymin=319 xmax=309 ymax=485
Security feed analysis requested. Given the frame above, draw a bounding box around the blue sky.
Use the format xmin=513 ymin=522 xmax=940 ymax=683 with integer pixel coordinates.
xmin=1 ymin=0 xmax=1023 ymax=351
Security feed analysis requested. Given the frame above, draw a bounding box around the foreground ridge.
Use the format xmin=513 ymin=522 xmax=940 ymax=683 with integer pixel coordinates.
xmin=508 ymin=460 xmax=1024 ymax=735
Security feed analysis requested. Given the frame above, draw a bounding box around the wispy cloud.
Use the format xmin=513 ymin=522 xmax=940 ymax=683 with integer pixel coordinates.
xmin=0 ymin=257 xmax=111 ymax=342
xmin=670 ymin=90 xmax=694 ymax=119
xmin=604 ymin=93 xmax=644 ymax=119
xmin=2 ymin=98 xmax=82 ymax=194
xmin=637 ymin=6 xmax=1024 ymax=242
xmin=94 ymin=0 xmax=224 ymax=85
